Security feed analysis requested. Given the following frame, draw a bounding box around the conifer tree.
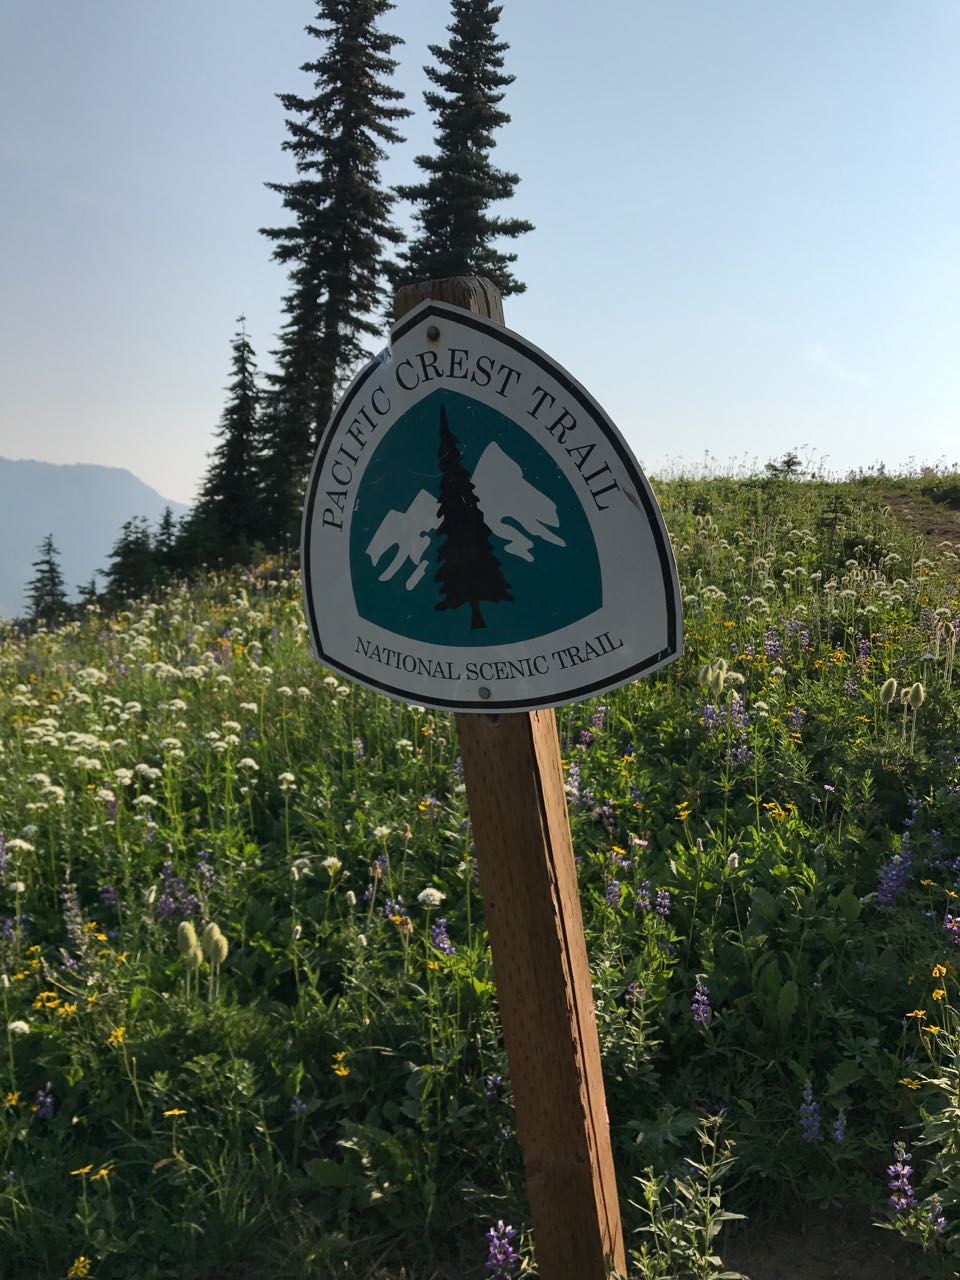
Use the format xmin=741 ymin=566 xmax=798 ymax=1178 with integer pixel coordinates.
xmin=100 ymin=518 xmax=157 ymax=604
xmin=25 ymin=534 xmax=68 ymax=626
xmin=154 ymin=506 xmax=179 ymax=576
xmin=191 ymin=318 xmax=263 ymax=562
xmin=260 ymin=0 xmax=410 ymax=529
xmin=434 ymin=405 xmax=512 ymax=629
xmin=395 ymin=0 xmax=533 ymax=295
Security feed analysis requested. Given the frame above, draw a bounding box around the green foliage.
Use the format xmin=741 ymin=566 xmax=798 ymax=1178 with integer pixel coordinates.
xmin=1 ymin=476 xmax=958 ymax=1276
xmin=394 ymin=0 xmax=533 ymax=296
xmin=629 ymin=1116 xmax=747 ymax=1279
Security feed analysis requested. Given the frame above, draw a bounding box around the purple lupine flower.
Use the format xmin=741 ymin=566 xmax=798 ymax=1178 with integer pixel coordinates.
xmin=799 ymin=1080 xmax=822 ymax=1143
xmin=383 ymin=897 xmax=407 ymax=921
xmin=926 ymin=1196 xmax=946 ymax=1235
xmin=833 ymin=1109 xmax=847 ymax=1144
xmin=843 ymin=677 xmax=859 ymax=697
xmin=691 ymin=979 xmax=712 ymax=1025
xmin=566 ymin=760 xmax=581 ymax=802
xmin=419 ymin=795 xmax=440 ymax=818
xmin=591 ymin=706 xmax=608 ymax=733
xmin=155 ymin=860 xmax=200 ymax=922
xmin=593 ymin=800 xmax=615 ymax=830
xmin=877 ymin=843 xmax=913 ymax=907
xmin=727 ymin=693 xmax=749 ymax=732
xmin=605 ymin=880 xmax=621 ymax=910
xmin=788 ymin=705 xmax=806 ymax=731
xmin=887 ymin=1142 xmax=915 ymax=1213
xmin=763 ymin=628 xmax=784 ymax=660
xmin=637 ymin=881 xmax=651 ymax=912
xmin=702 ymin=704 xmax=719 ymax=732
xmin=484 ymin=1074 xmax=506 ymax=1101
xmin=1 ymin=915 xmax=29 ymax=942
xmin=289 ymin=1095 xmax=308 ymax=1117
xmin=857 ymin=635 xmax=871 ymax=665
xmin=624 ymin=980 xmax=643 ymax=1004
xmin=371 ymin=853 xmax=388 ymax=878
xmin=197 ymin=849 xmax=215 ymax=891
xmin=484 ymin=1220 xmax=519 ymax=1277
xmin=655 ymin=889 xmax=672 ymax=918
xmin=731 ymin=737 xmax=752 ymax=764
xmin=431 ymin=918 xmax=457 ymax=955
xmin=99 ymin=885 xmax=118 ymax=908
xmin=578 ymin=727 xmax=596 ymax=746
xmin=944 ymin=914 xmax=960 ymax=946
xmin=33 ymin=1082 xmax=55 ymax=1121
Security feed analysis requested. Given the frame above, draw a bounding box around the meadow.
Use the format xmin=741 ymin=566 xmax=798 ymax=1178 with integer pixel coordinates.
xmin=2 ymin=472 xmax=959 ymax=1279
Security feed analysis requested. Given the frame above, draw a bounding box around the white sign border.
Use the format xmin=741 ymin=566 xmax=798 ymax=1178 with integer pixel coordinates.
xmin=301 ymin=300 xmax=683 ymax=713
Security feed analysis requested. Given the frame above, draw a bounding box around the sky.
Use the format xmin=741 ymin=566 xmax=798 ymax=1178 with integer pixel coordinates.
xmin=1 ymin=1 xmax=958 ymax=505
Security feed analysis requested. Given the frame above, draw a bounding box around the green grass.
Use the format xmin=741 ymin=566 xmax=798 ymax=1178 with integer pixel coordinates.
xmin=1 ymin=473 xmax=959 ymax=1278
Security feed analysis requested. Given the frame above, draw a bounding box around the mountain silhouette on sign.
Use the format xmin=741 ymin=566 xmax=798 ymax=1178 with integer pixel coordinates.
xmin=366 ymin=443 xmax=564 ymax=592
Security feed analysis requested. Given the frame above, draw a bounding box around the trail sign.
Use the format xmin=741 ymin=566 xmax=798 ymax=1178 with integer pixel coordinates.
xmin=301 ymin=299 xmax=682 ymax=712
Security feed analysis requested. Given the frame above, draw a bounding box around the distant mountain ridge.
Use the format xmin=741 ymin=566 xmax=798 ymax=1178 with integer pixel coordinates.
xmin=0 ymin=458 xmax=190 ymax=618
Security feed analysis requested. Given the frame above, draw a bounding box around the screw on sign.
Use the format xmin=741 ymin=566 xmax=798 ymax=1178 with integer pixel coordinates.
xmin=301 ymin=275 xmax=683 ymax=1280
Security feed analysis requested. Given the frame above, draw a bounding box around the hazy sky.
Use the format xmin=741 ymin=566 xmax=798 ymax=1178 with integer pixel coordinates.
xmin=2 ymin=1 xmax=958 ymax=504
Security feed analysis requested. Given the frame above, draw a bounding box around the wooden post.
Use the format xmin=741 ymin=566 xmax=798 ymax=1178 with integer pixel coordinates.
xmin=394 ymin=277 xmax=628 ymax=1280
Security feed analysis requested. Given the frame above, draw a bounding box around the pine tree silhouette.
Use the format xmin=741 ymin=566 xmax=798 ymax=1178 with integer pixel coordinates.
xmin=434 ymin=405 xmax=512 ymax=629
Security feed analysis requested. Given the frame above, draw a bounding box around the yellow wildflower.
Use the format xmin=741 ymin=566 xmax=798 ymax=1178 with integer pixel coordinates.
xmin=90 ymin=1165 xmax=113 ymax=1183
xmin=66 ymin=1257 xmax=91 ymax=1279
xmin=933 ymin=964 xmax=948 ymax=978
xmin=427 ymin=960 xmax=439 ymax=972
xmin=163 ymin=1108 xmax=187 ymax=1117
xmin=899 ymin=1078 xmax=921 ymax=1089
xmin=58 ymin=1002 xmax=78 ymax=1018
xmin=921 ymin=879 xmax=935 ymax=887
xmin=5 ymin=1091 xmax=20 ymax=1107
xmin=86 ymin=993 xmax=98 ymax=1006
xmin=905 ymin=1009 xmax=926 ymax=1019
xmin=932 ymin=989 xmax=947 ymax=1002
xmin=106 ymin=1026 xmax=125 ymax=1048
xmin=333 ymin=1063 xmax=350 ymax=1078
xmin=923 ymin=1025 xmax=942 ymax=1035
xmin=70 ymin=1164 xmax=94 ymax=1177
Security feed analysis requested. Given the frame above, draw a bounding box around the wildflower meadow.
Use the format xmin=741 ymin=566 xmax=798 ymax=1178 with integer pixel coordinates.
xmin=2 ymin=471 xmax=960 ymax=1279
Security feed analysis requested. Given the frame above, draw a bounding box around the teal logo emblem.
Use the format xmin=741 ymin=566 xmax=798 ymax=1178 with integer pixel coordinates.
xmin=350 ymin=390 xmax=603 ymax=647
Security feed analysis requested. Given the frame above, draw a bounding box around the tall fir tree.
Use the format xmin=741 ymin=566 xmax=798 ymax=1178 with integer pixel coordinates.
xmin=190 ymin=318 xmax=263 ymax=563
xmin=395 ymin=0 xmax=533 ymax=296
xmin=25 ymin=534 xmax=68 ymax=626
xmin=260 ymin=0 xmax=410 ymax=543
xmin=99 ymin=518 xmax=157 ymax=605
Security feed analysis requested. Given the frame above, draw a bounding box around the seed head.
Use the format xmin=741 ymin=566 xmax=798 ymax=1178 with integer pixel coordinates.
xmin=211 ymin=934 xmax=229 ymax=965
xmin=201 ymin=922 xmax=223 ymax=961
xmin=880 ymin=677 xmax=897 ymax=705
xmin=186 ymin=944 xmax=203 ymax=969
xmin=908 ymin=682 xmax=926 ymax=710
xmin=177 ymin=921 xmax=198 ymax=956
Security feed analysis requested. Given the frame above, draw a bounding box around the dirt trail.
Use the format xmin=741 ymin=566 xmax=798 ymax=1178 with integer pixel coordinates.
xmin=724 ymin=1207 xmax=923 ymax=1280
xmin=884 ymin=489 xmax=960 ymax=551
